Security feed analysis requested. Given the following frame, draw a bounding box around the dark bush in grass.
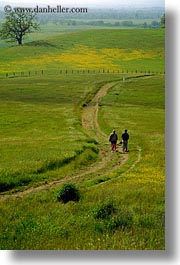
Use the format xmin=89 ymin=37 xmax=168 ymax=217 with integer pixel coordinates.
xmin=0 ymin=181 xmax=16 ymax=192
xmin=93 ymin=201 xmax=116 ymax=219
xmin=56 ymin=183 xmax=81 ymax=203
xmin=106 ymin=211 xmax=133 ymax=231
xmin=0 ymin=175 xmax=32 ymax=192
xmin=86 ymin=138 xmax=98 ymax=145
xmin=93 ymin=176 xmax=111 ymax=185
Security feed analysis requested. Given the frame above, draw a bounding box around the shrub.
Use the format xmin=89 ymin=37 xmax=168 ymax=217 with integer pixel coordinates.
xmin=93 ymin=201 xmax=116 ymax=219
xmin=0 ymin=181 xmax=16 ymax=192
xmin=56 ymin=183 xmax=81 ymax=203
xmin=106 ymin=211 xmax=133 ymax=231
xmin=0 ymin=175 xmax=32 ymax=192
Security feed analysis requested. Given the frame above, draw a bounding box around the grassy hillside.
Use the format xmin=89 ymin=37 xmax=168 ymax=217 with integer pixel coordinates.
xmin=0 ymin=29 xmax=164 ymax=74
xmin=0 ymin=28 xmax=165 ymax=249
xmin=0 ymin=73 xmax=122 ymax=192
xmin=0 ymin=74 xmax=165 ymax=250
xmin=99 ymin=75 xmax=165 ymax=185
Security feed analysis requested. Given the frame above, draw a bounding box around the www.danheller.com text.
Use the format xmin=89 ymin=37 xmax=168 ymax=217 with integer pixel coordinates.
xmin=4 ymin=5 xmax=88 ymax=14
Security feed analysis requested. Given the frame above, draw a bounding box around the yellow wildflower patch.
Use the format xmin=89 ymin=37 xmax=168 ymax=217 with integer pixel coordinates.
xmin=101 ymin=48 xmax=156 ymax=61
xmin=1 ymin=45 xmax=158 ymax=73
xmin=53 ymin=45 xmax=117 ymax=70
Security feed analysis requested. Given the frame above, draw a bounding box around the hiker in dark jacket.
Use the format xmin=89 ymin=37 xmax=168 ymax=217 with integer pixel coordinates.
xmin=121 ymin=129 xmax=129 ymax=152
xmin=109 ymin=130 xmax=118 ymax=152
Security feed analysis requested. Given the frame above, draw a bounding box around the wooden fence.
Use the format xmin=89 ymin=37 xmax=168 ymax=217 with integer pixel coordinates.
xmin=0 ymin=69 xmax=165 ymax=79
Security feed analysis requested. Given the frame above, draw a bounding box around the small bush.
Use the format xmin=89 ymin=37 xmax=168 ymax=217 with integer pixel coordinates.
xmin=0 ymin=181 xmax=16 ymax=192
xmin=86 ymin=138 xmax=98 ymax=145
xmin=93 ymin=201 xmax=116 ymax=219
xmin=93 ymin=176 xmax=111 ymax=185
xmin=106 ymin=211 xmax=133 ymax=231
xmin=0 ymin=175 xmax=32 ymax=192
xmin=56 ymin=183 xmax=81 ymax=203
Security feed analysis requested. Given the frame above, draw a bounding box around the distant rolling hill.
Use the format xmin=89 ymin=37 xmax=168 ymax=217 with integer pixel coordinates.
xmin=0 ymin=28 xmax=165 ymax=74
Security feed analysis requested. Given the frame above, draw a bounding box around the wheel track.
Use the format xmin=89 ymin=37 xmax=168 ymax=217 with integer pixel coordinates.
xmin=0 ymin=81 xmax=141 ymax=201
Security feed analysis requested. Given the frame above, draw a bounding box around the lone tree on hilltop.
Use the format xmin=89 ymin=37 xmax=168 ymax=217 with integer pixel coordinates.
xmin=0 ymin=11 xmax=39 ymax=45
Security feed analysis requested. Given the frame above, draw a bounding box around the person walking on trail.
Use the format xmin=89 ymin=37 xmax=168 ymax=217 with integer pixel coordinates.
xmin=109 ymin=130 xmax=118 ymax=152
xmin=121 ymin=129 xmax=129 ymax=153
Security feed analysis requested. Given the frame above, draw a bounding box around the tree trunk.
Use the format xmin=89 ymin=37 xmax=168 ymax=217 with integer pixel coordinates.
xmin=18 ymin=39 xmax=22 ymax=45
xmin=17 ymin=36 xmax=23 ymax=45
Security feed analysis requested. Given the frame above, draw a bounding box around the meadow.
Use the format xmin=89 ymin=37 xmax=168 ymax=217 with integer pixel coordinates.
xmin=0 ymin=28 xmax=165 ymax=249
xmin=0 ymin=29 xmax=164 ymax=75
xmin=0 ymin=73 xmax=122 ymax=192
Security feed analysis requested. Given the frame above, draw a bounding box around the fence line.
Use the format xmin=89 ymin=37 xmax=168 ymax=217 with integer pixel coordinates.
xmin=1 ymin=69 xmax=165 ymax=79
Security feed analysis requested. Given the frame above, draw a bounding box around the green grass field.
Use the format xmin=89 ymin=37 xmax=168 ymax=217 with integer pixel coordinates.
xmin=0 ymin=28 xmax=165 ymax=249
xmin=0 ymin=29 xmax=164 ymax=74
xmin=0 ymin=74 xmax=122 ymax=192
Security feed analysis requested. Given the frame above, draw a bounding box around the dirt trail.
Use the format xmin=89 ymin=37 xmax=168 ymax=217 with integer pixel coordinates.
xmin=82 ymin=82 xmax=115 ymax=140
xmin=0 ymin=81 xmax=140 ymax=201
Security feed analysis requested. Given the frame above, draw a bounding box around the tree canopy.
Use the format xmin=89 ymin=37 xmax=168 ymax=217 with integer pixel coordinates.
xmin=0 ymin=11 xmax=39 ymax=45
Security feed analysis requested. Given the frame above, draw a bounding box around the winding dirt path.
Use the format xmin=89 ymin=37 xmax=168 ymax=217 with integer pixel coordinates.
xmin=0 ymin=81 xmax=141 ymax=201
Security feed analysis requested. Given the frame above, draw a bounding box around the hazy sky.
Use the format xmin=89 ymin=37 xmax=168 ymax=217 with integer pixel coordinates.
xmin=3 ymin=0 xmax=165 ymax=8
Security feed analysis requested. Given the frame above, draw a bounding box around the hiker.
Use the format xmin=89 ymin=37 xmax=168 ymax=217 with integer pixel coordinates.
xmin=121 ymin=129 xmax=129 ymax=153
xmin=109 ymin=130 xmax=118 ymax=152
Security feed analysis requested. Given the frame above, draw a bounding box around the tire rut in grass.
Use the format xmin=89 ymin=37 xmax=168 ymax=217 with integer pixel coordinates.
xmin=0 ymin=81 xmax=132 ymax=201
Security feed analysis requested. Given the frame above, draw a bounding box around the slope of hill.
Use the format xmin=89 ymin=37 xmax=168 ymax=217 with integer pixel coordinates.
xmin=0 ymin=27 xmax=165 ymax=250
xmin=0 ymin=28 xmax=165 ymax=74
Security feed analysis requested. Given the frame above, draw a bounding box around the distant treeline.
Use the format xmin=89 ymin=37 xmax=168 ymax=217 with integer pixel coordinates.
xmin=37 ymin=7 xmax=164 ymax=20
xmin=0 ymin=7 xmax=164 ymax=28
xmin=38 ymin=7 xmax=164 ymax=28
xmin=51 ymin=19 xmax=162 ymax=28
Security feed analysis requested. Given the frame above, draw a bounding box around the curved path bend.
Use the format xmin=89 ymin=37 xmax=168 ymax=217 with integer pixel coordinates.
xmin=0 ymin=81 xmax=141 ymax=201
